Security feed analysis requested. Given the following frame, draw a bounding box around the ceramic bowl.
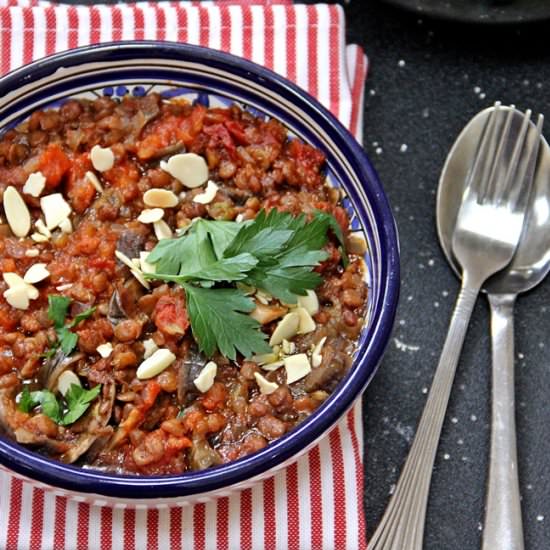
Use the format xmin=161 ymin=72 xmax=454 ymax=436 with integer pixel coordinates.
xmin=0 ymin=41 xmax=399 ymax=506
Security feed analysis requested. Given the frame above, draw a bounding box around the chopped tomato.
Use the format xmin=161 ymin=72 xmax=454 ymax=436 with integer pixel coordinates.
xmin=141 ymin=380 xmax=162 ymax=411
xmin=66 ymin=153 xmax=96 ymax=213
xmin=225 ymin=120 xmax=250 ymax=146
xmin=179 ymin=103 xmax=206 ymax=144
xmin=102 ymin=160 xmax=140 ymax=202
xmin=38 ymin=144 xmax=71 ymax=188
xmin=153 ymin=295 xmax=189 ymax=336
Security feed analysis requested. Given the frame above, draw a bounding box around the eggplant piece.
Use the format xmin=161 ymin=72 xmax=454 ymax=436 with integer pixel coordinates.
xmin=59 ymin=380 xmax=116 ymax=464
xmin=108 ymin=288 xmax=127 ymax=326
xmin=176 ymin=348 xmax=208 ymax=405
xmin=189 ymin=437 xmax=222 ymax=471
xmin=108 ymin=279 xmax=144 ymax=325
xmin=0 ymin=389 xmax=18 ymax=437
xmin=38 ymin=349 xmax=85 ymax=391
xmin=116 ymin=228 xmax=147 ymax=262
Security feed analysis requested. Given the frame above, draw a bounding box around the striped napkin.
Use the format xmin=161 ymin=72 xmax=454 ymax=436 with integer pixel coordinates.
xmin=0 ymin=2 xmax=369 ymax=549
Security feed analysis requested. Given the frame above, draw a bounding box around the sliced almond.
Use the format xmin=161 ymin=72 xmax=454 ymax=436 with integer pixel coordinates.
xmin=297 ymin=290 xmax=319 ymax=316
xmin=311 ymin=336 xmax=327 ymax=368
xmin=130 ymin=268 xmax=150 ymax=290
xmin=85 ymin=171 xmax=103 ymax=193
xmin=23 ymin=263 xmax=50 ymax=284
xmin=153 ymin=220 xmax=173 ymax=240
xmin=3 ymin=272 xmax=25 ymax=288
xmin=296 ymin=306 xmax=316 ymax=335
xmin=261 ymin=361 xmax=285 ymax=372
xmin=40 ymin=193 xmax=72 ymax=230
xmin=160 ymin=153 xmax=209 ymax=189
xmin=57 ymin=370 xmax=81 ymax=396
xmin=137 ymin=208 xmax=164 ymax=224
xmin=59 ymin=218 xmax=73 ymax=234
xmin=254 ymin=372 xmax=279 ymax=395
xmin=251 ymin=352 xmax=279 ymax=365
xmin=193 ymin=361 xmax=217 ymax=393
xmin=56 ymin=283 xmax=73 ymax=291
xmin=22 ymin=172 xmax=46 ymax=197
xmin=139 ymin=251 xmax=156 ymax=275
xmin=235 ymin=213 xmax=245 ymax=223
xmin=136 ymin=348 xmax=176 ymax=380
xmin=96 ymin=342 xmax=113 ymax=358
xmin=35 ymin=218 xmax=51 ymax=238
xmin=255 ymin=290 xmax=272 ymax=305
xmin=192 ymin=180 xmax=219 ymax=205
xmin=143 ymin=338 xmax=159 ymax=360
xmin=269 ymin=311 xmax=300 ymax=346
xmin=114 ymin=250 xmax=136 ymax=271
xmin=281 ymin=339 xmax=296 ymax=355
xmin=3 ymin=186 xmax=31 ymax=237
xmin=3 ymin=286 xmax=30 ymax=310
xmin=90 ymin=145 xmax=115 ymax=172
xmin=143 ymin=189 xmax=179 ymax=208
xmin=31 ymin=233 xmax=48 ymax=243
xmin=24 ymin=249 xmax=40 ymax=258
xmin=284 ymin=353 xmax=312 ymax=384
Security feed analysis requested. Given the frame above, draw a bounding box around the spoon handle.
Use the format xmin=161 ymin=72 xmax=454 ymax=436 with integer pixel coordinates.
xmin=483 ymin=293 xmax=524 ymax=550
xmin=369 ymin=274 xmax=481 ymax=550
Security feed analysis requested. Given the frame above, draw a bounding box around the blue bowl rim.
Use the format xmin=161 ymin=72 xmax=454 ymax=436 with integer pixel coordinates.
xmin=0 ymin=41 xmax=400 ymax=499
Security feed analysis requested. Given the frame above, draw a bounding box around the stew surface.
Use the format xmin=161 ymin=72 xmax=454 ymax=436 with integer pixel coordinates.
xmin=0 ymin=93 xmax=367 ymax=474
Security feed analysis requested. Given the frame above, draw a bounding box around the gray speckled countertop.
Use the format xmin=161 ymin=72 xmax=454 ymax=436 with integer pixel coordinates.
xmin=343 ymin=2 xmax=550 ymax=548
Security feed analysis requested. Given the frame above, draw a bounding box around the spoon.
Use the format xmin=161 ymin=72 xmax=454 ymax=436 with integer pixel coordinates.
xmin=437 ymin=105 xmax=549 ymax=550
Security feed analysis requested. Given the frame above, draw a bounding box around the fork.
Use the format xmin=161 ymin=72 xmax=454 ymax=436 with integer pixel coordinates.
xmin=369 ymin=104 xmax=542 ymax=550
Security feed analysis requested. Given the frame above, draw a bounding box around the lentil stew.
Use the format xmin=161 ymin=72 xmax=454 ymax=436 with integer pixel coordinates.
xmin=0 ymin=93 xmax=368 ymax=475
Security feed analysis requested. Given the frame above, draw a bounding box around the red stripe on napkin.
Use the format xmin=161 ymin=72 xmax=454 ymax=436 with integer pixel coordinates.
xmin=0 ymin=3 xmax=369 ymax=549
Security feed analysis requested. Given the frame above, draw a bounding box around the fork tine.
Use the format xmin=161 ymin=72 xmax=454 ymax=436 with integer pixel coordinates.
xmin=484 ymin=107 xmax=516 ymax=203
xmin=507 ymin=113 xmax=544 ymax=212
xmin=464 ymin=102 xmax=501 ymax=199
xmin=494 ymin=108 xmax=532 ymax=205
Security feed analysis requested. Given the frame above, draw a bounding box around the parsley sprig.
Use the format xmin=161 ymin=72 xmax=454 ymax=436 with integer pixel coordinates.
xmin=19 ymin=383 xmax=102 ymax=426
xmin=47 ymin=296 xmax=95 ymax=356
xmin=146 ymin=209 xmax=347 ymax=360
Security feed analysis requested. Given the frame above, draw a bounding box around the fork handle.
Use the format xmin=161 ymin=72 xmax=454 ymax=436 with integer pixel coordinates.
xmin=483 ymin=293 xmax=524 ymax=550
xmin=369 ymin=275 xmax=481 ymax=550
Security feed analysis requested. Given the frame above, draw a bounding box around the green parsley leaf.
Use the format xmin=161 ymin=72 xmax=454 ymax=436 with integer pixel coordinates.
xmin=182 ymin=283 xmax=271 ymax=360
xmin=47 ymin=296 xmax=96 ymax=356
xmin=61 ymin=383 xmax=102 ymax=425
xmin=17 ymin=383 xmax=101 ymax=426
xmin=56 ymin=327 xmax=79 ymax=356
xmin=313 ymin=209 xmax=349 ymax=267
xmin=18 ymin=388 xmax=62 ymax=423
xmin=67 ymin=307 xmax=96 ymax=329
xmin=48 ymin=295 xmax=71 ymax=328
xmin=193 ymin=219 xmax=242 ymax=259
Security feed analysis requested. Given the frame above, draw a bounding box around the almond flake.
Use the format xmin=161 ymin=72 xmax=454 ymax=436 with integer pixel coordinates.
xmin=3 ymin=186 xmax=31 ymax=237
xmin=25 ymin=285 xmax=39 ymax=301
xmin=153 ymin=220 xmax=173 ymax=240
xmin=160 ymin=153 xmax=209 ymax=189
xmin=143 ymin=189 xmax=179 ymax=208
xmin=114 ymin=250 xmax=137 ymax=271
xmin=269 ymin=311 xmax=300 ymax=346
xmin=85 ymin=171 xmax=103 ymax=193
xmin=193 ymin=361 xmax=217 ymax=393
xmin=35 ymin=218 xmax=51 ymax=238
xmin=297 ymin=290 xmax=319 ymax=316
xmin=96 ymin=342 xmax=113 ymax=358
xmin=40 ymin=193 xmax=72 ymax=230
xmin=24 ymin=249 xmax=40 ymax=258
xmin=136 ymin=348 xmax=176 ymax=380
xmin=261 ymin=361 xmax=285 ymax=372
xmin=139 ymin=251 xmax=156 ymax=274
xmin=131 ymin=268 xmax=150 ymax=290
xmin=3 ymin=286 xmax=30 ymax=310
xmin=57 ymin=371 xmax=81 ymax=396
xmin=143 ymin=338 xmax=159 ymax=359
xmin=235 ymin=213 xmax=245 ymax=223
xmin=3 ymin=272 xmax=25 ymax=288
xmin=254 ymin=372 xmax=279 ymax=395
xmin=311 ymin=336 xmax=327 ymax=368
xmin=22 ymin=172 xmax=46 ymax=197
xmin=137 ymin=208 xmax=164 ymax=224
xmin=192 ymin=180 xmax=219 ymax=205
xmin=23 ymin=263 xmax=50 ymax=284
xmin=31 ymin=233 xmax=48 ymax=243
xmin=59 ymin=218 xmax=72 ymax=234
xmin=284 ymin=354 xmax=312 ymax=384
xmin=56 ymin=283 xmax=73 ymax=291
xmin=90 ymin=145 xmax=115 ymax=172
xmin=296 ymin=307 xmax=316 ymax=335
